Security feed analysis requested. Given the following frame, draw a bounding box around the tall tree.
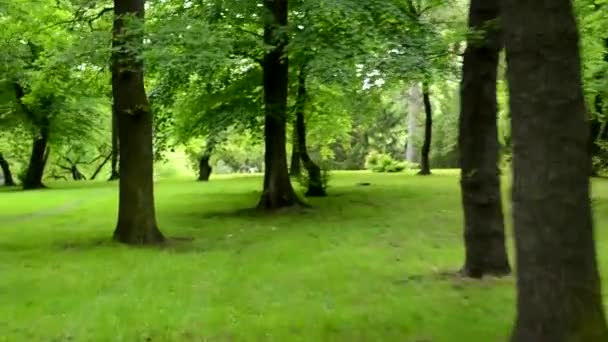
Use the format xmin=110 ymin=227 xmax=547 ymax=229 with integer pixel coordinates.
xmin=458 ymin=0 xmax=510 ymax=278
xmin=503 ymin=0 xmax=608 ymax=339
xmin=109 ymin=107 xmax=120 ymax=181
xmin=257 ymin=0 xmax=300 ymax=209
xmin=0 ymin=152 xmax=15 ymax=186
xmin=418 ymin=81 xmax=433 ymax=175
xmin=112 ymin=0 xmax=164 ymax=244
xmin=294 ymin=65 xmax=325 ymax=197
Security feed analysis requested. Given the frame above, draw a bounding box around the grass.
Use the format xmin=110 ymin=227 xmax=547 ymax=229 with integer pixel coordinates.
xmin=2 ymin=171 xmax=608 ymax=341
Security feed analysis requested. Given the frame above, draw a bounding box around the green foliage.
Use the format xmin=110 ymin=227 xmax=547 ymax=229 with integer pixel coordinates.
xmin=365 ymin=151 xmax=416 ymax=173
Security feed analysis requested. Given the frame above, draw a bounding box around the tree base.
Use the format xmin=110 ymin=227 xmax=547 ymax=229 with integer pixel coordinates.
xmin=22 ymin=183 xmax=46 ymax=191
xmin=417 ymin=169 xmax=432 ymax=176
xmin=459 ymin=263 xmax=511 ymax=279
xmin=305 ymin=186 xmax=326 ymax=197
xmin=108 ymin=172 xmax=119 ymax=181
xmin=257 ymin=191 xmax=303 ymax=210
xmin=113 ymin=224 xmax=165 ymax=245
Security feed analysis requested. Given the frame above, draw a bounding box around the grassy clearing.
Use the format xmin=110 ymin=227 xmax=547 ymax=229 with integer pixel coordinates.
xmin=2 ymin=171 xmax=608 ymax=341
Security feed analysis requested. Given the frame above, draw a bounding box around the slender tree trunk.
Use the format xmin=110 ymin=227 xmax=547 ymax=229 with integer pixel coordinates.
xmin=0 ymin=152 xmax=15 ymax=186
xmin=502 ymin=0 xmax=608 ymax=340
xmin=109 ymin=105 xmax=120 ymax=181
xmin=257 ymin=0 xmax=299 ymax=209
xmin=23 ymin=123 xmax=50 ymax=190
xmin=112 ymin=0 xmax=164 ymax=244
xmin=90 ymin=152 xmax=112 ymax=180
xmin=290 ymin=124 xmax=301 ymax=177
xmin=406 ymin=84 xmax=422 ymax=163
xmin=458 ymin=0 xmax=510 ymax=278
xmin=198 ymin=155 xmax=212 ymax=181
xmin=418 ymin=81 xmax=433 ymax=175
xmin=295 ymin=66 xmax=325 ymax=197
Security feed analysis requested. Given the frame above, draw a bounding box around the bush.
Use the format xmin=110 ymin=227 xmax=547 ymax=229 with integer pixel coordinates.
xmin=365 ymin=152 xmax=413 ymax=173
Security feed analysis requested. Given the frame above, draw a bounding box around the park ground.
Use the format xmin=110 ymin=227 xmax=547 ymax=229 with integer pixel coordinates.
xmin=2 ymin=171 xmax=608 ymax=341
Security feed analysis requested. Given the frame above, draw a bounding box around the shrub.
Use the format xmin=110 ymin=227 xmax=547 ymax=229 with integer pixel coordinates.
xmin=365 ymin=152 xmax=413 ymax=173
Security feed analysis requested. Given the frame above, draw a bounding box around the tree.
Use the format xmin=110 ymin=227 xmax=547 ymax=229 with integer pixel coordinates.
xmin=257 ymin=0 xmax=300 ymax=209
xmin=418 ymin=81 xmax=433 ymax=175
xmin=0 ymin=152 xmax=16 ymax=186
xmin=112 ymin=0 xmax=164 ymax=244
xmin=458 ymin=0 xmax=510 ymax=278
xmin=294 ymin=65 xmax=325 ymax=197
xmin=502 ymin=0 xmax=608 ymax=339
xmin=109 ymin=107 xmax=119 ymax=180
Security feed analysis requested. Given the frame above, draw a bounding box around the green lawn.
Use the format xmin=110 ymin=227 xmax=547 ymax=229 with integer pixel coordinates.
xmin=2 ymin=171 xmax=608 ymax=341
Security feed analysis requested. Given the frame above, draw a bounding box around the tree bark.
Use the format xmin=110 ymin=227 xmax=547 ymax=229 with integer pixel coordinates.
xmin=0 ymin=152 xmax=15 ymax=186
xmin=295 ymin=65 xmax=325 ymax=197
xmin=111 ymin=0 xmax=164 ymax=244
xmin=198 ymin=155 xmax=212 ymax=181
xmin=502 ymin=0 xmax=608 ymax=340
xmin=289 ymin=124 xmax=301 ymax=177
xmin=257 ymin=0 xmax=300 ymax=209
xmin=418 ymin=81 xmax=433 ymax=175
xmin=108 ymin=104 xmax=120 ymax=181
xmin=458 ymin=0 xmax=510 ymax=278
xmin=23 ymin=121 xmax=50 ymax=190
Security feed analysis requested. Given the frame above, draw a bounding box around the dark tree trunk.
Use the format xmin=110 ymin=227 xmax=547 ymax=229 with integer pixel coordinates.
xmin=198 ymin=155 xmax=212 ymax=181
xmin=23 ymin=122 xmax=50 ymax=190
xmin=90 ymin=152 xmax=112 ymax=180
xmin=0 ymin=152 xmax=16 ymax=186
xmin=257 ymin=0 xmax=299 ymax=209
xmin=111 ymin=0 xmax=164 ymax=244
xmin=70 ymin=166 xmax=86 ymax=181
xmin=502 ymin=0 xmax=608 ymax=340
xmin=458 ymin=0 xmax=510 ymax=278
xmin=289 ymin=124 xmax=301 ymax=177
xmin=418 ymin=81 xmax=433 ymax=175
xmin=295 ymin=66 xmax=325 ymax=197
xmin=108 ymin=105 xmax=120 ymax=181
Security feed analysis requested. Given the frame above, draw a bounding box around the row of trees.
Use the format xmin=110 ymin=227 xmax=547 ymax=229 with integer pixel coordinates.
xmin=1 ymin=0 xmax=608 ymax=339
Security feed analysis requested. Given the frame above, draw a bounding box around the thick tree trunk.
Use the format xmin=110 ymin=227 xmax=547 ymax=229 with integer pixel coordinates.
xmin=198 ymin=155 xmax=212 ymax=181
xmin=108 ymin=105 xmax=120 ymax=181
xmin=0 ymin=152 xmax=15 ymax=186
xmin=111 ymin=0 xmax=164 ymax=244
xmin=257 ymin=0 xmax=299 ymax=209
xmin=418 ymin=81 xmax=433 ymax=175
xmin=458 ymin=0 xmax=510 ymax=278
xmin=23 ymin=123 xmax=50 ymax=190
xmin=406 ymin=84 xmax=422 ymax=163
xmin=502 ymin=0 xmax=608 ymax=340
xmin=295 ymin=66 xmax=325 ymax=197
xmin=289 ymin=124 xmax=301 ymax=177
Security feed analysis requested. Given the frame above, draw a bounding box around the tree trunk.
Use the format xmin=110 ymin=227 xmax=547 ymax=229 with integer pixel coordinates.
xmin=70 ymin=166 xmax=86 ymax=181
xmin=406 ymin=84 xmax=422 ymax=163
xmin=198 ymin=155 xmax=212 ymax=181
xmin=111 ymin=0 xmax=164 ymax=244
xmin=257 ymin=0 xmax=299 ymax=209
xmin=0 ymin=152 xmax=15 ymax=186
xmin=90 ymin=152 xmax=112 ymax=180
xmin=458 ymin=0 xmax=510 ymax=278
xmin=295 ymin=65 xmax=325 ymax=197
xmin=109 ymin=104 xmax=120 ymax=181
xmin=289 ymin=124 xmax=301 ymax=177
xmin=418 ymin=81 xmax=433 ymax=175
xmin=502 ymin=0 xmax=608 ymax=339
xmin=23 ymin=123 xmax=50 ymax=190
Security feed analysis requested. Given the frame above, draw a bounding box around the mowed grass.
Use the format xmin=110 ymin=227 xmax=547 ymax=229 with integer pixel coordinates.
xmin=2 ymin=171 xmax=608 ymax=341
